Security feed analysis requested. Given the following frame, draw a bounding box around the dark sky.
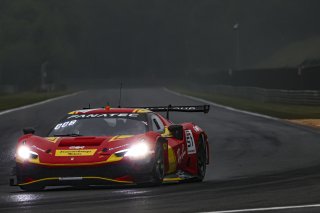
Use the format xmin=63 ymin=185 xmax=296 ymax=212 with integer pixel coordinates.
xmin=223 ymin=0 xmax=320 ymax=68
xmin=76 ymin=0 xmax=320 ymax=77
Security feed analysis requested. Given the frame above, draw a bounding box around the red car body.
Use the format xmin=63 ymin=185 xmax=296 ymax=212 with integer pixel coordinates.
xmin=10 ymin=106 xmax=210 ymax=191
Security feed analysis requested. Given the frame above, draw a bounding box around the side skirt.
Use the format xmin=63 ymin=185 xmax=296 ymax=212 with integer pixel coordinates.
xmin=163 ymin=170 xmax=197 ymax=183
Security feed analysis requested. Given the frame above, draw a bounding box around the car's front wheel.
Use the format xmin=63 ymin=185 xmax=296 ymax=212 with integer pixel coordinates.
xmin=151 ymin=142 xmax=165 ymax=184
xmin=136 ymin=142 xmax=165 ymax=186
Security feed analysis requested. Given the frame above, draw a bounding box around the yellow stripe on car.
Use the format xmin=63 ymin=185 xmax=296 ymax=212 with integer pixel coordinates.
xmin=18 ymin=176 xmax=133 ymax=185
xmin=109 ymin=135 xmax=133 ymax=142
xmin=161 ymin=126 xmax=173 ymax=137
xmin=163 ymin=177 xmax=184 ymax=182
xmin=167 ymin=145 xmax=177 ymax=173
xmin=106 ymin=154 xmax=123 ymax=163
xmin=45 ymin=137 xmax=59 ymax=143
xmin=85 ymin=176 xmax=133 ymax=184
xmin=18 ymin=177 xmax=60 ymax=185
xmin=135 ymin=109 xmax=151 ymax=113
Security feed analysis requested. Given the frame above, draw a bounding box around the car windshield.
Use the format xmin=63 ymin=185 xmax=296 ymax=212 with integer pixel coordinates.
xmin=48 ymin=113 xmax=148 ymax=137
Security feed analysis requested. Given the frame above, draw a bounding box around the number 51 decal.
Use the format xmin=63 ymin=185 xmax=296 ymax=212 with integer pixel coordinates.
xmin=185 ymin=130 xmax=196 ymax=154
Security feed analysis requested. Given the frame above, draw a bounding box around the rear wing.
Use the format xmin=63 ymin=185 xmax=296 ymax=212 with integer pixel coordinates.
xmin=130 ymin=105 xmax=210 ymax=119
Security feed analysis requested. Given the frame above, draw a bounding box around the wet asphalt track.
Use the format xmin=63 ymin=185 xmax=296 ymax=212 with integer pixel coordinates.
xmin=1 ymin=88 xmax=320 ymax=213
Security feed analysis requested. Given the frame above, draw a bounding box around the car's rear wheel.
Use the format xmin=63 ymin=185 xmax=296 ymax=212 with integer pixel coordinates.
xmin=195 ymin=134 xmax=207 ymax=181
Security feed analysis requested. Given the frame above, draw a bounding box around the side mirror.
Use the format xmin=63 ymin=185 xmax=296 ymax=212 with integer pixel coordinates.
xmin=168 ymin=125 xmax=183 ymax=140
xmin=23 ymin=128 xmax=35 ymax=135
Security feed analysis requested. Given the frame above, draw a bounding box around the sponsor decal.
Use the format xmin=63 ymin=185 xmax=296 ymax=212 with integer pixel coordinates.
xmin=185 ymin=130 xmax=196 ymax=154
xmin=54 ymin=120 xmax=77 ymax=130
xmin=55 ymin=149 xmax=97 ymax=156
xmin=146 ymin=106 xmax=197 ymax=111
xmin=176 ymin=144 xmax=186 ymax=164
xmin=66 ymin=113 xmax=139 ymax=120
xmin=69 ymin=146 xmax=85 ymax=150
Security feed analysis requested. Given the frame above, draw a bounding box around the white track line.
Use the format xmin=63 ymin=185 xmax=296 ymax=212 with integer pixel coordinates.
xmin=163 ymin=88 xmax=279 ymax=121
xmin=205 ymin=203 xmax=320 ymax=213
xmin=0 ymin=91 xmax=82 ymax=116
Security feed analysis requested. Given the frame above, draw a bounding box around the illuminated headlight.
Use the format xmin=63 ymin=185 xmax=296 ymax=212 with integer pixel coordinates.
xmin=124 ymin=142 xmax=150 ymax=158
xmin=17 ymin=146 xmax=38 ymax=160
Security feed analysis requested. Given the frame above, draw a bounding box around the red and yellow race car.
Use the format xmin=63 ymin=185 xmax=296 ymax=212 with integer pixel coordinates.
xmin=10 ymin=105 xmax=210 ymax=191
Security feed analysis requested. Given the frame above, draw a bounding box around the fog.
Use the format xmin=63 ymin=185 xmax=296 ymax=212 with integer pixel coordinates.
xmin=0 ymin=0 xmax=320 ymax=89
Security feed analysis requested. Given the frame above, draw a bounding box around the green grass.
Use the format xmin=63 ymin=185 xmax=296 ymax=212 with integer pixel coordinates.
xmin=173 ymin=89 xmax=320 ymax=119
xmin=0 ymin=92 xmax=69 ymax=111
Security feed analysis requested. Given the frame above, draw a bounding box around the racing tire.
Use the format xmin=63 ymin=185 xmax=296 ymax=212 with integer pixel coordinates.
xmin=151 ymin=142 xmax=165 ymax=185
xmin=137 ymin=142 xmax=165 ymax=186
xmin=195 ymin=134 xmax=207 ymax=182
xmin=19 ymin=184 xmax=45 ymax=192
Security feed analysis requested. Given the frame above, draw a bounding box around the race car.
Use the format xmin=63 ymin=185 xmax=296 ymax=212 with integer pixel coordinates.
xmin=10 ymin=105 xmax=210 ymax=191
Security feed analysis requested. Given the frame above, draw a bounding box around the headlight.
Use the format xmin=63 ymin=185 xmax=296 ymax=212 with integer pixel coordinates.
xmin=17 ymin=146 xmax=38 ymax=160
xmin=124 ymin=142 xmax=150 ymax=158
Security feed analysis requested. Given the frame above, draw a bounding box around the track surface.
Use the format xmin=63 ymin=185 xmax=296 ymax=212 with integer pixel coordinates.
xmin=1 ymin=88 xmax=320 ymax=212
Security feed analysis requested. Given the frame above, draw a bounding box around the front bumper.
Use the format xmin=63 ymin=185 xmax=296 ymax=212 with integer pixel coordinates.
xmin=11 ymin=159 xmax=154 ymax=187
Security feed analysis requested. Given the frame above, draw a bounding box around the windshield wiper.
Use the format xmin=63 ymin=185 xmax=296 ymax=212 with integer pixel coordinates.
xmin=53 ymin=133 xmax=83 ymax=137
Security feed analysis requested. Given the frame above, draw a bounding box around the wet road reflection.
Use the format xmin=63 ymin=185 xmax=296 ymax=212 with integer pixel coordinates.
xmin=10 ymin=193 xmax=43 ymax=203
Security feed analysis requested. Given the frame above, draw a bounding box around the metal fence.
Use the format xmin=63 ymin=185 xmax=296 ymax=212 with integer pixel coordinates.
xmin=199 ymin=85 xmax=320 ymax=105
